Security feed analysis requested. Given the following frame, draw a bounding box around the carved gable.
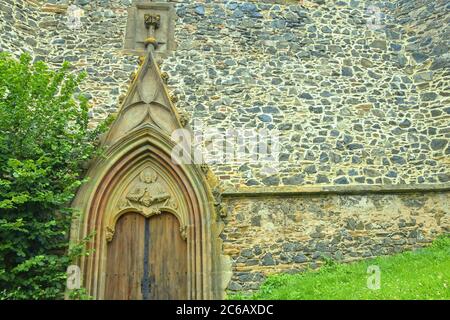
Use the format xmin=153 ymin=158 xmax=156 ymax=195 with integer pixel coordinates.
xmin=104 ymin=52 xmax=184 ymax=145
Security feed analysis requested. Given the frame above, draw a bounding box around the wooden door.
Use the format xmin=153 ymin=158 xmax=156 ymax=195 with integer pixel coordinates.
xmin=105 ymin=212 xmax=187 ymax=300
xmin=105 ymin=213 xmax=145 ymax=300
xmin=148 ymin=213 xmax=187 ymax=300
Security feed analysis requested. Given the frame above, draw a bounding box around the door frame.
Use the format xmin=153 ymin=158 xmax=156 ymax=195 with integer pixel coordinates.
xmin=70 ymin=126 xmax=224 ymax=299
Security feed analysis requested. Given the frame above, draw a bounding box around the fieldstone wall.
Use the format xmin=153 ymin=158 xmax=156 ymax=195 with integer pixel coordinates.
xmin=165 ymin=0 xmax=449 ymax=188
xmin=221 ymin=189 xmax=450 ymax=292
xmin=0 ymin=0 xmax=41 ymax=55
xmin=394 ymin=0 xmax=449 ymax=151
xmin=1 ymin=0 xmax=449 ymax=296
xmin=0 ymin=0 xmax=448 ymax=189
xmin=1 ymin=0 xmax=137 ymax=122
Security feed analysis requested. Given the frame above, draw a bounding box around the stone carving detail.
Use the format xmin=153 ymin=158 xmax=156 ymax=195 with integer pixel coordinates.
xmin=123 ymin=169 xmax=171 ymax=215
xmin=170 ymin=94 xmax=178 ymax=103
xmin=106 ymin=169 xmax=189 ymax=243
xmin=180 ymin=225 xmax=187 ymax=241
xmin=123 ymin=2 xmax=176 ymax=58
xmin=168 ymin=197 xmax=178 ymax=210
xmin=104 ymin=52 xmax=181 ymax=144
xmin=200 ymin=163 xmax=209 ymax=174
xmin=179 ymin=112 xmax=189 ymax=127
xmin=161 ymin=72 xmax=169 ymax=84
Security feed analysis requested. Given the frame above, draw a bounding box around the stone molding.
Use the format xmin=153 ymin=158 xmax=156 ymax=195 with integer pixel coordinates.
xmin=222 ymin=183 xmax=450 ymax=198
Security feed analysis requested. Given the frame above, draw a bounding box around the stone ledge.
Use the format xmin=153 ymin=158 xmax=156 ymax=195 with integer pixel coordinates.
xmin=221 ymin=183 xmax=450 ymax=198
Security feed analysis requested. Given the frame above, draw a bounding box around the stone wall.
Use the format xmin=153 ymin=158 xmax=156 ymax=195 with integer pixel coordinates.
xmin=221 ymin=188 xmax=450 ymax=292
xmin=0 ymin=0 xmax=41 ymax=55
xmin=0 ymin=0 xmax=448 ymax=189
xmin=165 ymin=0 xmax=449 ymax=188
xmin=0 ymin=0 xmax=449 ymax=296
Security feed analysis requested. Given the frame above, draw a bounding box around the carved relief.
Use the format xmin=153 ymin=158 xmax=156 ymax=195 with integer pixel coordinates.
xmin=106 ymin=226 xmax=115 ymax=242
xmin=106 ymin=168 xmax=188 ymax=243
xmin=105 ymin=53 xmax=180 ymax=144
xmin=179 ymin=112 xmax=189 ymax=127
xmin=123 ymin=169 xmax=171 ymax=215
xmin=168 ymin=197 xmax=178 ymax=210
xmin=123 ymin=2 xmax=176 ymax=58
xmin=160 ymin=72 xmax=169 ymax=84
xmin=180 ymin=225 xmax=187 ymax=241
xmin=200 ymin=163 xmax=209 ymax=174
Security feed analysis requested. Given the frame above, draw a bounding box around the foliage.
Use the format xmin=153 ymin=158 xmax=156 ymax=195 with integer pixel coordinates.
xmin=229 ymin=235 xmax=450 ymax=300
xmin=0 ymin=53 xmax=106 ymax=299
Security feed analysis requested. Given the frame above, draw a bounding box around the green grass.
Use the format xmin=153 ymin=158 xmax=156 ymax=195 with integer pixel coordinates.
xmin=230 ymin=236 xmax=450 ymax=300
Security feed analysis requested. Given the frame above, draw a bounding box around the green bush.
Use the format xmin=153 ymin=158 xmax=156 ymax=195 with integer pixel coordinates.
xmin=0 ymin=53 xmax=106 ymax=299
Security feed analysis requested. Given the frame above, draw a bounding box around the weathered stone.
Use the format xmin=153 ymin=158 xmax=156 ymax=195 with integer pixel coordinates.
xmin=420 ymin=92 xmax=438 ymax=101
xmin=194 ymin=5 xmax=205 ymax=16
xmin=360 ymin=58 xmax=374 ymax=68
xmin=370 ymin=40 xmax=387 ymax=50
xmin=227 ymin=281 xmax=243 ymax=291
xmin=316 ymin=175 xmax=330 ymax=183
xmin=251 ymin=215 xmax=261 ymax=227
xmin=261 ymin=253 xmax=275 ymax=266
xmin=300 ymin=92 xmax=314 ymax=100
xmin=430 ymin=139 xmax=447 ymax=150
xmin=262 ymin=176 xmax=280 ymax=186
xmin=240 ymin=249 xmax=254 ymax=258
xmin=341 ymin=66 xmax=353 ymax=77
xmin=437 ymin=174 xmax=450 ymax=183
xmin=412 ymin=52 xmax=428 ymax=63
xmin=258 ymin=114 xmax=272 ymax=123
xmin=304 ymin=165 xmax=317 ymax=174
xmin=282 ymin=174 xmax=304 ymax=185
xmin=212 ymin=112 xmax=226 ymax=120
xmin=399 ymin=119 xmax=411 ymax=128
xmin=334 ymin=177 xmax=349 ymax=184
xmin=293 ymin=254 xmax=308 ymax=263
xmin=414 ymin=71 xmax=433 ymax=82
xmin=348 ymin=143 xmax=364 ymax=150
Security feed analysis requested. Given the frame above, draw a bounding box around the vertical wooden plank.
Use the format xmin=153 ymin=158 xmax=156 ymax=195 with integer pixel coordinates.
xmin=105 ymin=213 xmax=145 ymax=300
xmin=105 ymin=212 xmax=187 ymax=300
xmin=149 ymin=213 xmax=188 ymax=300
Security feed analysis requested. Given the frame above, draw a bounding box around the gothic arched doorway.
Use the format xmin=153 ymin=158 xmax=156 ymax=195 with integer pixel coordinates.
xmin=70 ymin=48 xmax=227 ymax=300
xmin=70 ymin=128 xmax=225 ymax=299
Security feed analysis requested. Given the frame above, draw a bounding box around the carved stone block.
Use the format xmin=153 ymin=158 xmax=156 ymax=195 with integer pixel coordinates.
xmin=123 ymin=1 xmax=176 ymax=57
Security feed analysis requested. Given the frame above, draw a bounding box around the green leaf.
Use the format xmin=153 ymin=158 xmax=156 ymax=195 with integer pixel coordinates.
xmin=0 ymin=52 xmax=108 ymax=299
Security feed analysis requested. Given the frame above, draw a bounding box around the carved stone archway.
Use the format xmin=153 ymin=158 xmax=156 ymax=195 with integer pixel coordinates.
xmin=70 ymin=39 xmax=227 ymax=299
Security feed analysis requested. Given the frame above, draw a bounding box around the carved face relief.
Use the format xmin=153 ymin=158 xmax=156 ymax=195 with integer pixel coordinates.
xmin=107 ymin=168 xmax=186 ymax=243
xmin=140 ymin=169 xmax=157 ymax=184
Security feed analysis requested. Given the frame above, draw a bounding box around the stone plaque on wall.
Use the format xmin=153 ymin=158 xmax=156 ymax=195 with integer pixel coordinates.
xmin=123 ymin=1 xmax=176 ymax=57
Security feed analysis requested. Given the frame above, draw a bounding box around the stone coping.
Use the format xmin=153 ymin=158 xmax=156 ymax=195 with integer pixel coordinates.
xmin=221 ymin=183 xmax=450 ymax=198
